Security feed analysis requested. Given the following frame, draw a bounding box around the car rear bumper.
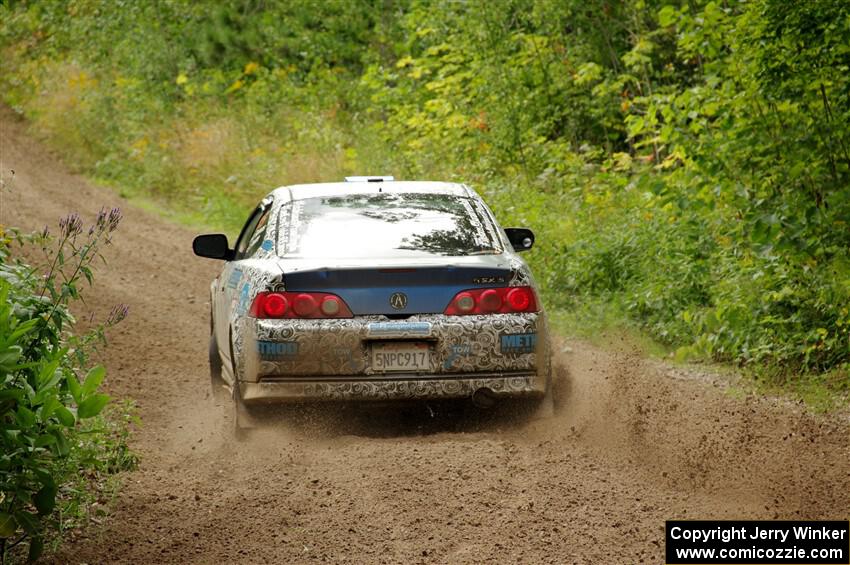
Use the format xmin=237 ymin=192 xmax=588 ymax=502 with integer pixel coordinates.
xmin=240 ymin=372 xmax=545 ymax=403
xmin=236 ymin=313 xmax=550 ymax=381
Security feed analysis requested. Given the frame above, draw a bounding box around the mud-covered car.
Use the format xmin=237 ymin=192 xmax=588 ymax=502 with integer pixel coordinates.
xmin=193 ymin=177 xmax=552 ymax=432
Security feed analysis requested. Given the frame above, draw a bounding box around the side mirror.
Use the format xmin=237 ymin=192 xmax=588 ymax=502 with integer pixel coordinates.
xmin=193 ymin=234 xmax=233 ymax=260
xmin=504 ymin=228 xmax=535 ymax=252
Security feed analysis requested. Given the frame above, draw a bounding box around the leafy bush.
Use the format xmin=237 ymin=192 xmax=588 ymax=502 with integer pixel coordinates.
xmin=0 ymin=209 xmax=136 ymax=562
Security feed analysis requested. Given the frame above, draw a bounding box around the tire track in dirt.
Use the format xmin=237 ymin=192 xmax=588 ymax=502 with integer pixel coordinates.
xmin=2 ymin=107 xmax=848 ymax=564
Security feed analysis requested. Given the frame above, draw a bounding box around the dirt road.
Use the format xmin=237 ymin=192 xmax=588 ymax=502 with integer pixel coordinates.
xmin=2 ymin=107 xmax=849 ymax=564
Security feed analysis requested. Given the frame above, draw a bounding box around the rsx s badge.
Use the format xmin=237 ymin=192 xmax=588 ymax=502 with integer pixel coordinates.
xmin=473 ymin=276 xmax=506 ymax=284
xmin=389 ymin=292 xmax=408 ymax=310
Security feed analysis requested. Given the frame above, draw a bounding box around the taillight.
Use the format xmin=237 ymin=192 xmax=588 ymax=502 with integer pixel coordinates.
xmin=479 ymin=289 xmax=502 ymax=312
xmin=506 ymin=287 xmax=531 ymax=311
xmin=320 ymin=296 xmax=342 ymax=316
xmin=443 ymin=286 xmax=538 ymax=315
xmin=250 ymin=291 xmax=353 ymax=319
xmin=262 ymin=293 xmax=288 ymax=317
xmin=292 ymin=293 xmax=317 ymax=317
xmin=454 ymin=292 xmax=475 ymax=313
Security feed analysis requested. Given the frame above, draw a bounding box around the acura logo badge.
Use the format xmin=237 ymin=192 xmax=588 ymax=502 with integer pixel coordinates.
xmin=389 ymin=292 xmax=408 ymax=310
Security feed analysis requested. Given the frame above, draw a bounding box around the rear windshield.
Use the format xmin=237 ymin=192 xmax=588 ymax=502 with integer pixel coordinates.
xmin=275 ymin=193 xmax=503 ymax=258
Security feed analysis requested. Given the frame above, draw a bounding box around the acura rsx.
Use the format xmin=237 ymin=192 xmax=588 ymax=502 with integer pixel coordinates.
xmin=192 ymin=177 xmax=552 ymax=434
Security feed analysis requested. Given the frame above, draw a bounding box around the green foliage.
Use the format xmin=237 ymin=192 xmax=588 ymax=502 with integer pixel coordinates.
xmin=1 ymin=0 xmax=849 ymax=382
xmin=0 ymin=211 xmax=135 ymax=562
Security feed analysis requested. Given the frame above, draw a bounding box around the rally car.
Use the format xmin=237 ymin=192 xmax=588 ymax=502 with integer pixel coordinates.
xmin=193 ymin=177 xmax=552 ymax=433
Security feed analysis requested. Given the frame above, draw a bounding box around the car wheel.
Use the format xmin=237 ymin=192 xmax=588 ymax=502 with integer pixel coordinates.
xmin=232 ymin=381 xmax=261 ymax=441
xmin=209 ymin=334 xmax=227 ymax=405
xmin=524 ymin=373 xmax=555 ymax=420
xmin=529 ymin=386 xmax=555 ymax=419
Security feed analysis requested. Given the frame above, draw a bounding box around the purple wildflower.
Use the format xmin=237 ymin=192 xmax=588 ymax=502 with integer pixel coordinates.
xmin=107 ymin=207 xmax=122 ymax=232
xmin=107 ymin=303 xmax=130 ymax=325
xmin=58 ymin=212 xmax=83 ymax=238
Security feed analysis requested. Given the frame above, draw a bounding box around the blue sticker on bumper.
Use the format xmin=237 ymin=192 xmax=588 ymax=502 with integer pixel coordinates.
xmin=500 ymin=332 xmax=536 ymax=355
xmin=443 ymin=343 xmax=472 ymax=369
xmin=366 ymin=322 xmax=433 ymax=338
xmin=257 ymin=340 xmax=299 ymax=359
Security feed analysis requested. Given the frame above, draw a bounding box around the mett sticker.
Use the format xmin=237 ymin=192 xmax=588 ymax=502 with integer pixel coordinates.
xmin=500 ymin=332 xmax=536 ymax=355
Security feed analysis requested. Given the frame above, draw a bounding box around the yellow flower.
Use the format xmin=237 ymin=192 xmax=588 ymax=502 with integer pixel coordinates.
xmin=176 ymin=73 xmax=188 ymax=85
xmin=225 ymin=79 xmax=244 ymax=94
xmin=244 ymin=61 xmax=260 ymax=75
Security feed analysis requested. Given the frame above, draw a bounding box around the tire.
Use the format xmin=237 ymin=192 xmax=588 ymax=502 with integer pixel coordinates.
xmin=526 ymin=369 xmax=556 ymax=420
xmin=232 ymin=381 xmax=260 ymax=441
xmin=209 ymin=334 xmax=227 ymax=405
xmin=529 ymin=386 xmax=555 ymax=419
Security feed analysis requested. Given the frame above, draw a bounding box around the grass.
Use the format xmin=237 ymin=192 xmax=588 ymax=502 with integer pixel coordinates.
xmin=50 ymin=401 xmax=138 ymax=554
xmin=549 ymin=295 xmax=850 ymax=414
xmin=548 ymin=298 xmax=673 ymax=358
xmin=749 ymin=366 xmax=850 ymax=414
xmin=108 ymin=181 xmax=244 ymax=239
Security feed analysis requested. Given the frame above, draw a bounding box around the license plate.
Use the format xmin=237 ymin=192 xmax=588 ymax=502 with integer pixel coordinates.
xmin=371 ymin=342 xmax=431 ymax=372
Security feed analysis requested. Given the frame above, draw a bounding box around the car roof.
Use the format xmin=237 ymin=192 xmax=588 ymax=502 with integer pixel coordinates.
xmin=270 ymin=180 xmax=475 ymax=202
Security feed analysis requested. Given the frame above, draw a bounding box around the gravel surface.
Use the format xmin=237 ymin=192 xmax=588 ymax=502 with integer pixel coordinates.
xmin=2 ymin=107 xmax=848 ymax=564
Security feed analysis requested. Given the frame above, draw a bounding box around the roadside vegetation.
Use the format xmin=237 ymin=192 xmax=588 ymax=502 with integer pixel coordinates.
xmin=1 ymin=1 xmax=848 ymax=397
xmin=0 ymin=199 xmax=137 ymax=562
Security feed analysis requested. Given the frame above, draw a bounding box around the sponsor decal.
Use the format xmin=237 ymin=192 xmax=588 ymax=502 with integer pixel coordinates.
xmin=500 ymin=332 xmax=537 ymax=355
xmin=257 ymin=340 xmax=299 ymax=358
xmin=460 ymin=198 xmax=490 ymax=249
xmin=280 ymin=200 xmax=304 ymax=255
xmin=443 ymin=343 xmax=472 ymax=369
xmin=366 ymin=321 xmax=432 ymax=338
xmin=226 ymin=268 xmax=242 ymax=289
xmin=237 ymin=282 xmax=251 ymax=314
xmin=333 ymin=346 xmax=361 ymax=372
xmin=260 ymin=239 xmax=273 ymax=252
